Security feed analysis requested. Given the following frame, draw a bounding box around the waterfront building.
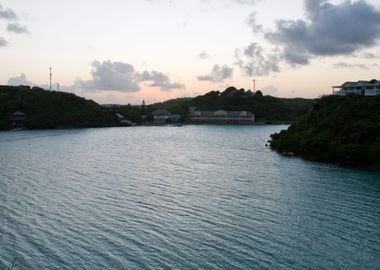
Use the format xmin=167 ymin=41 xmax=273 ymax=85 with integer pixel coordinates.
xmin=152 ymin=109 xmax=181 ymax=124
xmin=189 ymin=109 xmax=255 ymax=124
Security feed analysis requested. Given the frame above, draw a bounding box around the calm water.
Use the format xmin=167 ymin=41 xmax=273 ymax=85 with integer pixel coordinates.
xmin=0 ymin=125 xmax=379 ymax=270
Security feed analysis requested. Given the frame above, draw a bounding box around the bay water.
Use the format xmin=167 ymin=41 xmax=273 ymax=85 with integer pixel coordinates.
xmin=1 ymin=125 xmax=379 ymax=269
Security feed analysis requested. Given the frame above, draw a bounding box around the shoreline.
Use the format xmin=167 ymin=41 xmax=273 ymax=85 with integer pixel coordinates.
xmin=1 ymin=122 xmax=291 ymax=132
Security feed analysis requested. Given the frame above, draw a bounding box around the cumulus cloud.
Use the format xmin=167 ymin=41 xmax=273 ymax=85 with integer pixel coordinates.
xmin=235 ymin=43 xmax=281 ymax=76
xmin=197 ymin=64 xmax=233 ymax=82
xmin=75 ymin=60 xmax=141 ymax=92
xmin=198 ymin=50 xmax=211 ymax=60
xmin=74 ymin=60 xmax=184 ymax=92
xmin=265 ymin=0 xmax=380 ymax=65
xmin=0 ymin=4 xmax=17 ymax=20
xmin=7 ymin=73 xmax=32 ymax=85
xmin=237 ymin=0 xmax=380 ymax=76
xmin=7 ymin=22 xmax=29 ymax=34
xmin=7 ymin=61 xmax=184 ymax=93
xmin=304 ymin=0 xmax=328 ymax=21
xmin=139 ymin=70 xmax=185 ymax=91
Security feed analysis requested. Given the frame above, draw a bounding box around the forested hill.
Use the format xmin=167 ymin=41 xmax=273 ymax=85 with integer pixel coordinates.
xmin=150 ymin=87 xmax=315 ymax=123
xmin=0 ymin=85 xmax=315 ymax=130
xmin=270 ymin=95 xmax=380 ymax=169
xmin=0 ymin=85 xmax=119 ymax=130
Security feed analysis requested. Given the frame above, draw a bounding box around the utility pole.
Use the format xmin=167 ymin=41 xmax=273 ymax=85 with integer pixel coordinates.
xmin=57 ymin=83 xmax=60 ymax=92
xmin=49 ymin=67 xmax=52 ymax=91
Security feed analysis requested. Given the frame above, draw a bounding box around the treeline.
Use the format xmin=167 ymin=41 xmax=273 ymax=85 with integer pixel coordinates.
xmin=150 ymin=87 xmax=315 ymax=123
xmin=270 ymin=95 xmax=380 ymax=169
xmin=0 ymin=85 xmax=119 ymax=130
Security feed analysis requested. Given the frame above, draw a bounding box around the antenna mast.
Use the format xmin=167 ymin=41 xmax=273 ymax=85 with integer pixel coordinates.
xmin=49 ymin=67 xmax=52 ymax=91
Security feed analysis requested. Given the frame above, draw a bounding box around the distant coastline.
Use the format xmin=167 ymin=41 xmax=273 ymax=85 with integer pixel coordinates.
xmin=0 ymin=85 xmax=313 ymax=131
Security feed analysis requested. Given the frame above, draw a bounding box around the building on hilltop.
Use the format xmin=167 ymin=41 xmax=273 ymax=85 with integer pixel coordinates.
xmin=189 ymin=109 xmax=255 ymax=124
xmin=332 ymin=80 xmax=380 ymax=96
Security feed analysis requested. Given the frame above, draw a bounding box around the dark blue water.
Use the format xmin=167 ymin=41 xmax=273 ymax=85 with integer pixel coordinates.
xmin=0 ymin=126 xmax=379 ymax=269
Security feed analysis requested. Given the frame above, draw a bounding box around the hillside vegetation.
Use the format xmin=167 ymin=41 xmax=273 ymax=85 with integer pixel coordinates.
xmin=0 ymin=85 xmax=119 ymax=130
xmin=150 ymin=87 xmax=315 ymax=123
xmin=0 ymin=85 xmax=315 ymax=130
xmin=270 ymin=95 xmax=380 ymax=169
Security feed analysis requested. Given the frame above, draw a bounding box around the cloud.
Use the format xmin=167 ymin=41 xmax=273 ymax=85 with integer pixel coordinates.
xmin=246 ymin=12 xmax=263 ymax=33
xmin=75 ymin=60 xmax=141 ymax=92
xmin=7 ymin=22 xmax=29 ymax=34
xmin=198 ymin=50 xmax=211 ymax=59
xmin=139 ymin=70 xmax=185 ymax=91
xmin=265 ymin=0 xmax=380 ymax=65
xmin=0 ymin=4 xmax=17 ymax=20
xmin=0 ymin=4 xmax=29 ymax=46
xmin=197 ymin=64 xmax=233 ymax=82
xmin=7 ymin=73 xmax=32 ymax=85
xmin=7 ymin=61 xmax=184 ymax=94
xmin=304 ymin=0 xmax=328 ymax=21
xmin=74 ymin=60 xmax=185 ymax=92
xmin=0 ymin=37 xmax=8 ymax=46
xmin=333 ymin=62 xmax=379 ymax=69
xmin=361 ymin=51 xmax=380 ymax=59
xmin=235 ymin=43 xmax=281 ymax=76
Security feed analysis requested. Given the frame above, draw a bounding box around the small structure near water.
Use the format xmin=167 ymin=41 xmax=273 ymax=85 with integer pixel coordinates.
xmin=11 ymin=111 xmax=27 ymax=127
xmin=152 ymin=109 xmax=181 ymax=124
xmin=115 ymin=113 xmax=136 ymax=126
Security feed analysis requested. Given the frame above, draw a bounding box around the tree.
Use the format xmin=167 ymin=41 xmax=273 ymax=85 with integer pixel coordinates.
xmin=255 ymin=90 xmax=263 ymax=97
xmin=369 ymin=79 xmax=377 ymax=84
xmin=141 ymin=100 xmax=146 ymax=114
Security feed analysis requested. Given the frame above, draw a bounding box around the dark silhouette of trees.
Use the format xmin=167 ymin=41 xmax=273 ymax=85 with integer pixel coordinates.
xmin=270 ymin=95 xmax=380 ymax=169
xmin=0 ymin=85 xmax=119 ymax=130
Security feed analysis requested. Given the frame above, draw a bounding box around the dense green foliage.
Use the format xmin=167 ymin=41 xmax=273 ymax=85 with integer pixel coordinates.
xmin=270 ymin=95 xmax=380 ymax=169
xmin=151 ymin=88 xmax=314 ymax=123
xmin=0 ymin=85 xmax=120 ymax=130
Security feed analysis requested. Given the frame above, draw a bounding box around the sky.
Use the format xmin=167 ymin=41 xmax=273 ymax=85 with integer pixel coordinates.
xmin=1 ymin=0 xmax=380 ymax=104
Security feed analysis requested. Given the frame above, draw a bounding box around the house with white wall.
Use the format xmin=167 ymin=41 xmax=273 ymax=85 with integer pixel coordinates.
xmin=332 ymin=80 xmax=380 ymax=96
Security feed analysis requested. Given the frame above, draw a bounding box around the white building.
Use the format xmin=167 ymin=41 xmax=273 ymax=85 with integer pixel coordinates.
xmin=332 ymin=80 xmax=380 ymax=96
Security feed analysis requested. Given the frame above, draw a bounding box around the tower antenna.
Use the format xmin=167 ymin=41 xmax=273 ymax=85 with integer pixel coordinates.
xmin=49 ymin=67 xmax=52 ymax=91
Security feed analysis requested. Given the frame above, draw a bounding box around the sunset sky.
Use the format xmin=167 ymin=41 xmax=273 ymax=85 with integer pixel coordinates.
xmin=1 ymin=0 xmax=380 ymax=104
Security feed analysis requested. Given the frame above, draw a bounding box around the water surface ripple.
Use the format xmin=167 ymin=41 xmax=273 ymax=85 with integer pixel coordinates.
xmin=0 ymin=126 xmax=379 ymax=269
